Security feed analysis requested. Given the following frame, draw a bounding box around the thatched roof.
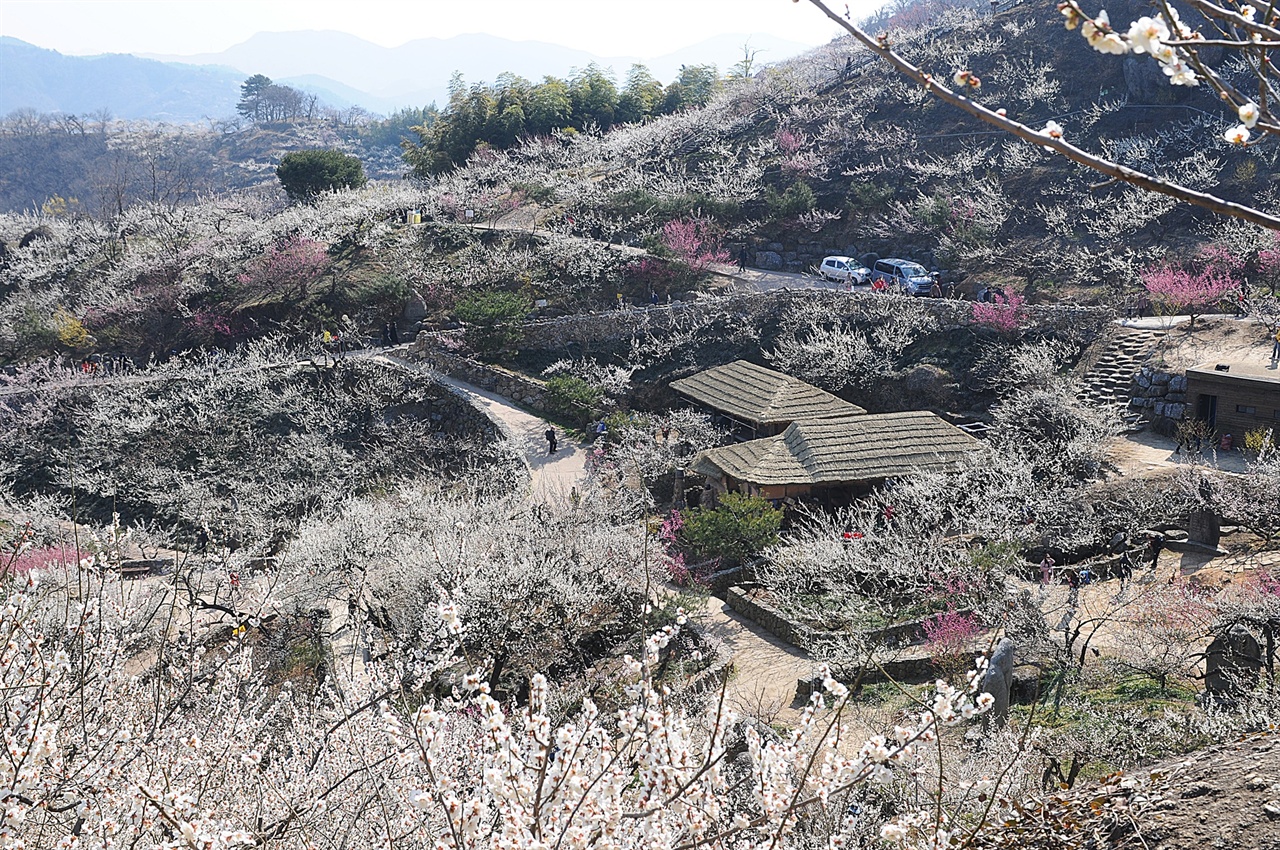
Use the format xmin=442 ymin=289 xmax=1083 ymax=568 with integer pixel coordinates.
xmin=670 ymin=360 xmax=865 ymax=427
xmin=690 ymin=412 xmax=980 ymax=487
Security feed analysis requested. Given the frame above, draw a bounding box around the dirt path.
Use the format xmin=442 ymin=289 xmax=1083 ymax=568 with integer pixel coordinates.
xmin=442 ymin=374 xmax=590 ymax=506
xmin=1107 ymin=430 xmax=1251 ymax=477
xmin=374 ymin=353 xmax=589 ymax=507
xmin=697 ymin=595 xmax=814 ymax=724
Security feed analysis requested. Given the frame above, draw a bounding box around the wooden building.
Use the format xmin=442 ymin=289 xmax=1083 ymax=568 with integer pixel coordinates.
xmin=1186 ymin=362 xmax=1280 ymax=442
xmin=670 ymin=360 xmax=865 ymax=440
xmin=689 ymin=411 xmax=980 ymax=502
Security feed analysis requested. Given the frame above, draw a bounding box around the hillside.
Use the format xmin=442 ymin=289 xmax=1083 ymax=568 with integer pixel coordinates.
xmin=1 ymin=0 xmax=1276 ymax=363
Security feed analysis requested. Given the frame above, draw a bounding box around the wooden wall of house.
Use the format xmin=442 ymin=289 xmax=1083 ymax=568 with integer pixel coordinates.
xmin=1187 ymin=371 xmax=1280 ymax=440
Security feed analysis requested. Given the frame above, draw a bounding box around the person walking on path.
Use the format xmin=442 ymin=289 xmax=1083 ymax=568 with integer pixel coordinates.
xmin=545 ymin=427 xmax=558 ymax=455
xmin=1272 ymin=327 xmax=1280 ymax=361
xmin=1146 ymin=532 xmax=1165 ymax=570
xmin=1039 ymin=553 xmax=1055 ymax=587
xmin=738 ymin=245 xmax=750 ymax=272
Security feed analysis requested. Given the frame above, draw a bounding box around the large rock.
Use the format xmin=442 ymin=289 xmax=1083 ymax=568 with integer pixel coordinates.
xmin=755 ymin=251 xmax=783 ymax=271
xmin=1205 ymin=625 xmax=1263 ymax=699
xmin=1188 ymin=508 xmax=1221 ymax=548
xmin=401 ymin=290 xmax=429 ymax=324
xmin=981 ymin=638 xmax=1016 ymax=728
xmin=1169 ymin=374 xmax=1188 ymax=392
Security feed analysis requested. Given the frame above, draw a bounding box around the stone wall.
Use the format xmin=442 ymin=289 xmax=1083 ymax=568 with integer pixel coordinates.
xmin=753 ymin=241 xmax=861 ymax=274
xmin=1130 ymin=366 xmax=1188 ymax=432
xmin=406 ymin=343 xmax=548 ymax=414
xmin=500 ymin=290 xmax=1111 ymax=355
xmin=370 ymin=358 xmax=504 ymax=441
xmin=724 ymin=585 xmax=973 ymax=654
xmin=725 ymin=586 xmax=835 ymax=650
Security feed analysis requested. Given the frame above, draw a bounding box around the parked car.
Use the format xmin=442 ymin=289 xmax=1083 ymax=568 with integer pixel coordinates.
xmin=870 ymin=258 xmax=936 ymax=296
xmin=818 ymin=256 xmax=870 ymax=284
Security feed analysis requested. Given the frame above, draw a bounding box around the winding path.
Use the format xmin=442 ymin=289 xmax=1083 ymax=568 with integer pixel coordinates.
xmin=379 ymin=351 xmax=814 ymax=712
xmin=372 ymin=353 xmax=590 ymax=506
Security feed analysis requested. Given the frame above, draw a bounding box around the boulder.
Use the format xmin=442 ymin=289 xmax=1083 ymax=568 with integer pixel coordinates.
xmin=401 ymin=290 xmax=429 ymax=324
xmin=755 ymin=251 xmax=784 ymax=271
xmin=1169 ymin=374 xmax=1188 ymax=392
xmin=1205 ymin=625 xmax=1263 ymax=699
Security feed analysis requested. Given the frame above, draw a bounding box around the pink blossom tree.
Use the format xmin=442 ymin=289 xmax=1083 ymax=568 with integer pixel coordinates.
xmin=970 ymin=291 xmax=1026 ymax=334
xmin=237 ymin=236 xmax=332 ymax=299
xmin=1140 ymin=264 xmax=1237 ymax=328
xmin=661 ymin=217 xmax=730 ymax=279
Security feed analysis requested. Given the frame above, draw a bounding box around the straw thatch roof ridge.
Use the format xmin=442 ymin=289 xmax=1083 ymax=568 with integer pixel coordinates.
xmin=670 ymin=360 xmax=865 ymax=427
xmin=693 ymin=411 xmax=979 ymax=487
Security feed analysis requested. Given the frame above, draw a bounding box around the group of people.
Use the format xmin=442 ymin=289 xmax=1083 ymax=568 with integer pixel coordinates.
xmin=379 ymin=321 xmax=401 ymax=348
xmin=319 ymin=319 xmax=401 ymax=354
xmin=74 ymin=353 xmax=134 ymax=377
xmin=1037 ymin=532 xmax=1166 ymax=601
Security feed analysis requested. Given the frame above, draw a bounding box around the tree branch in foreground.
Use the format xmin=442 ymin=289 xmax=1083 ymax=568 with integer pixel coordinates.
xmin=803 ymin=0 xmax=1280 ymax=231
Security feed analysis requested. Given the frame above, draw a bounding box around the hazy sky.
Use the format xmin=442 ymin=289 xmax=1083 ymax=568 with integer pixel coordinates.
xmin=1 ymin=0 xmax=860 ymax=57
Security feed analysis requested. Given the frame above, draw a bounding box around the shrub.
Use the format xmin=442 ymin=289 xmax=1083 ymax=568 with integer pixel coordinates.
xmin=52 ymin=309 xmax=91 ymax=350
xmin=1243 ymin=426 xmax=1275 ymax=456
xmin=971 ymin=291 xmax=1026 ymax=334
xmin=922 ymin=608 xmax=983 ymax=681
xmin=680 ymin=492 xmax=782 ymax=566
xmin=454 ymin=290 xmax=530 ymax=353
xmin=764 ymin=181 xmax=816 ymax=219
xmin=276 ymin=149 xmax=367 ymax=202
xmin=543 ymin=375 xmax=602 ymax=422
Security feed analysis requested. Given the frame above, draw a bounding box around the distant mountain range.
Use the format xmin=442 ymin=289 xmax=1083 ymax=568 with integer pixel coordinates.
xmin=1 ymin=30 xmax=816 ymax=124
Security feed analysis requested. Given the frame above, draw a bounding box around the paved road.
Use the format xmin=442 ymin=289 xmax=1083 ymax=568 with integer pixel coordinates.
xmin=454 ymin=218 xmax=861 ymax=296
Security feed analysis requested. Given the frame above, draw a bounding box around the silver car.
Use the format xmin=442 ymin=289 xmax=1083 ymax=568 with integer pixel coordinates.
xmin=818 ymin=256 xmax=870 ymax=284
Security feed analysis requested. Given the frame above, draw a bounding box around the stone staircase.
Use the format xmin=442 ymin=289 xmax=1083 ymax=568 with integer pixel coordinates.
xmin=1077 ymin=326 xmax=1166 ymax=422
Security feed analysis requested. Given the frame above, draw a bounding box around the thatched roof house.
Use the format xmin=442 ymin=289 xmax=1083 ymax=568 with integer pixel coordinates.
xmin=690 ymin=411 xmax=980 ymax=501
xmin=670 ymin=360 xmax=866 ymax=438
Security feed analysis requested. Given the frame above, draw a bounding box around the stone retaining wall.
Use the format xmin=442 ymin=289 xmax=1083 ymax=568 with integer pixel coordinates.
xmin=408 ymin=344 xmax=548 ymax=413
xmin=724 ymin=585 xmax=972 ymax=654
xmin=725 ymin=586 xmax=834 ymax=650
xmin=457 ymin=291 xmax=1112 ymax=356
xmin=1130 ymin=366 xmax=1189 ymax=433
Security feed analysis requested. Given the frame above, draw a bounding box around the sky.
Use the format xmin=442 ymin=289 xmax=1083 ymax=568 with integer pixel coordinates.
xmin=1 ymin=0 xmax=860 ymax=58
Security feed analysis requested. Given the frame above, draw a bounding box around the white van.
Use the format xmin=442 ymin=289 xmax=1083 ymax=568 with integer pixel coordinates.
xmin=818 ymin=256 xmax=870 ymax=284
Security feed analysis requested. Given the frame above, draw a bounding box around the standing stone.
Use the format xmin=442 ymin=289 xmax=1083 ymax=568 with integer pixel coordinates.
xmin=1205 ymin=625 xmax=1263 ymax=698
xmin=402 ymin=290 xmax=429 ymax=324
xmin=981 ymin=638 xmax=1016 ymax=728
xmin=1188 ymin=507 xmax=1221 ymax=549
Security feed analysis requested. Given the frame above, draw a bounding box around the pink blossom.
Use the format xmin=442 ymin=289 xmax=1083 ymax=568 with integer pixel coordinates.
xmin=970 ymin=291 xmax=1026 ymax=333
xmin=661 ymin=217 xmax=731 ymax=275
xmin=1140 ymin=263 xmax=1237 ymax=325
